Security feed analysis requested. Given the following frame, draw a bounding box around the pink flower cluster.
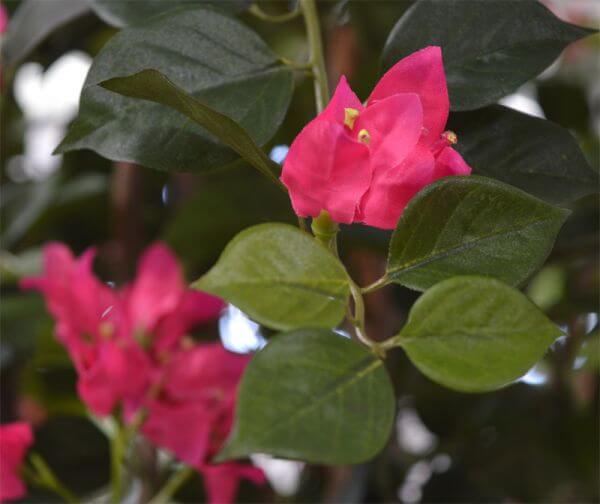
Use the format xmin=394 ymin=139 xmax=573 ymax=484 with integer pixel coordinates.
xmin=281 ymin=46 xmax=472 ymax=230
xmin=22 ymin=243 xmax=264 ymax=503
xmin=0 ymin=423 xmax=33 ymax=502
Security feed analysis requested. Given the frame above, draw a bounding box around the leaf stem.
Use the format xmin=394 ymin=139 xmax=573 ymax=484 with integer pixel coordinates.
xmin=25 ymin=453 xmax=80 ymax=504
xmin=249 ymin=4 xmax=302 ymax=23
xmin=361 ymin=275 xmax=390 ymax=294
xmin=300 ymin=0 xmax=329 ymax=113
xmin=279 ymin=56 xmax=313 ymax=71
xmin=348 ymin=278 xmax=385 ymax=357
xmin=147 ymin=466 xmax=195 ymax=504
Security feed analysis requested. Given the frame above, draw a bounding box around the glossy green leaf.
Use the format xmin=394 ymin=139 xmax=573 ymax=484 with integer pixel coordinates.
xmin=3 ymin=0 xmax=90 ymax=67
xmin=383 ymin=0 xmax=596 ymax=110
xmin=88 ymin=0 xmax=249 ymax=27
xmin=218 ymin=329 xmax=395 ymax=464
xmin=56 ymin=8 xmax=293 ymax=173
xmin=194 ymin=224 xmax=350 ymax=331
xmin=387 ymin=176 xmax=570 ymax=291
xmin=394 ymin=276 xmax=562 ymax=392
xmin=449 ymin=105 xmax=599 ymax=205
xmin=100 ymin=69 xmax=283 ymax=186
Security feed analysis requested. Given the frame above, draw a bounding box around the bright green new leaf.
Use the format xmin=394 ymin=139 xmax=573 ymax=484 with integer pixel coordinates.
xmin=387 ymin=176 xmax=570 ymax=291
xmin=383 ymin=0 xmax=596 ymax=110
xmin=394 ymin=276 xmax=563 ymax=392
xmin=218 ymin=329 xmax=395 ymax=464
xmin=194 ymin=224 xmax=350 ymax=331
xmin=449 ymin=105 xmax=599 ymax=205
xmin=56 ymin=8 xmax=293 ymax=174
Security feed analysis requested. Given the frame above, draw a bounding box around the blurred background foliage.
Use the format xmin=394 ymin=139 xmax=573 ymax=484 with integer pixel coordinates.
xmin=0 ymin=0 xmax=598 ymax=502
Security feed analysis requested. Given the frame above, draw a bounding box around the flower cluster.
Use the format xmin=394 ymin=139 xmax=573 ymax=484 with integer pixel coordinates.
xmin=22 ymin=243 xmax=263 ymax=503
xmin=0 ymin=423 xmax=33 ymax=502
xmin=281 ymin=46 xmax=472 ymax=230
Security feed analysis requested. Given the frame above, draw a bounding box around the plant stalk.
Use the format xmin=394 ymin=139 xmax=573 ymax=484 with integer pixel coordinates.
xmin=147 ymin=466 xmax=195 ymax=504
xmin=300 ymin=0 xmax=329 ymax=113
xmin=26 ymin=453 xmax=80 ymax=504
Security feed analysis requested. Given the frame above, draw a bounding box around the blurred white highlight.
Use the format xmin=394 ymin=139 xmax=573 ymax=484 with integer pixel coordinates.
xmin=219 ymin=304 xmax=266 ymax=353
xmin=9 ymin=51 xmax=91 ymax=181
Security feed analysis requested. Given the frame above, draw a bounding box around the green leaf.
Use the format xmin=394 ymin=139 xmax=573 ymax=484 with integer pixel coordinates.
xmin=386 ymin=176 xmax=570 ymax=291
xmin=218 ymin=329 xmax=395 ymax=464
xmin=3 ymin=0 xmax=90 ymax=67
xmin=194 ymin=223 xmax=350 ymax=331
xmin=56 ymin=8 xmax=293 ymax=174
xmin=394 ymin=276 xmax=562 ymax=392
xmin=100 ymin=69 xmax=283 ymax=186
xmin=449 ymin=105 xmax=599 ymax=205
xmin=383 ymin=0 xmax=596 ymax=110
xmin=88 ymin=0 xmax=249 ymax=27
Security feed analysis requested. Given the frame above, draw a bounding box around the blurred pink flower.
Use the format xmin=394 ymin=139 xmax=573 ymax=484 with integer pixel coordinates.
xmin=21 ymin=243 xmax=224 ymax=417
xmin=0 ymin=3 xmax=8 ymax=35
xmin=142 ymin=343 xmax=265 ymax=504
xmin=0 ymin=422 xmax=33 ymax=502
xmin=281 ymin=46 xmax=471 ymax=229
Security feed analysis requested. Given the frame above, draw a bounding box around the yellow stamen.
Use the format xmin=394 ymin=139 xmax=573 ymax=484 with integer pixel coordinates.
xmin=99 ymin=322 xmax=114 ymax=339
xmin=344 ymin=108 xmax=359 ymax=129
xmin=181 ymin=336 xmax=195 ymax=350
xmin=357 ymin=128 xmax=371 ymax=145
xmin=442 ymin=130 xmax=458 ymax=145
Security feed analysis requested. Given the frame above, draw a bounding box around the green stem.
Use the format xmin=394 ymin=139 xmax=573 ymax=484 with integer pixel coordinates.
xmin=26 ymin=453 xmax=80 ymax=504
xmin=110 ymin=421 xmax=126 ymax=503
xmin=348 ymin=279 xmax=384 ymax=357
xmin=147 ymin=466 xmax=195 ymax=504
xmin=361 ymin=275 xmax=390 ymax=294
xmin=300 ymin=0 xmax=329 ymax=113
xmin=279 ymin=56 xmax=313 ymax=71
xmin=110 ymin=409 xmax=148 ymax=502
xmin=249 ymin=4 xmax=301 ymax=23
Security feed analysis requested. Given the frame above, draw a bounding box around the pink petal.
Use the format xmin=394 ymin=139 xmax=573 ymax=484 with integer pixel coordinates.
xmin=143 ymin=400 xmax=214 ymax=468
xmin=153 ymin=291 xmax=225 ymax=353
xmin=0 ymin=4 xmax=7 ymax=35
xmin=356 ymin=93 xmax=423 ymax=173
xmin=281 ymin=120 xmax=370 ymax=223
xmin=162 ymin=344 xmax=249 ymax=403
xmin=21 ymin=243 xmax=116 ymax=348
xmin=433 ymin=146 xmax=472 ymax=177
xmin=127 ymin=243 xmax=185 ymax=332
xmin=368 ymin=46 xmax=449 ymax=144
xmin=359 ymin=144 xmax=435 ymax=230
xmin=77 ymin=364 xmax=119 ymax=417
xmin=318 ymin=75 xmax=364 ymax=125
xmin=201 ymin=464 xmax=266 ymax=504
xmin=0 ymin=423 xmax=33 ymax=502
xmin=77 ymin=340 xmax=152 ymax=417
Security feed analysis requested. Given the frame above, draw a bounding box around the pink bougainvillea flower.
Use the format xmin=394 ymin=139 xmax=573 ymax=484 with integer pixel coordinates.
xmin=0 ymin=3 xmax=8 ymax=35
xmin=21 ymin=243 xmax=224 ymax=417
xmin=281 ymin=46 xmax=472 ymax=230
xmin=0 ymin=422 xmax=33 ymax=502
xmin=142 ymin=343 xmax=265 ymax=504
